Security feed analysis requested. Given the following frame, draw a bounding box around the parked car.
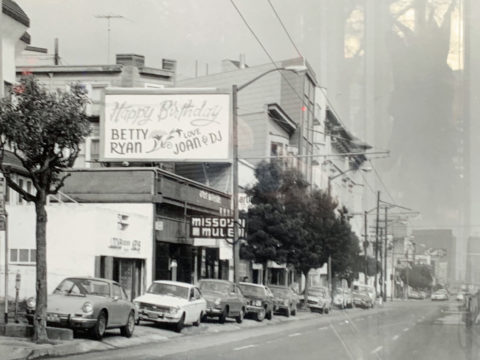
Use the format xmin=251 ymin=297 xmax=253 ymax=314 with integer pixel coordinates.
xmin=238 ymin=282 xmax=275 ymax=321
xmin=431 ymin=289 xmax=449 ymax=301
xmin=306 ymin=286 xmax=332 ymax=314
xmin=333 ymin=288 xmax=353 ymax=309
xmin=269 ymin=285 xmax=298 ymax=317
xmin=198 ymin=279 xmax=246 ymax=323
xmin=352 ymin=283 xmax=376 ymax=306
xmin=25 ymin=277 xmax=136 ymax=340
xmin=133 ymin=280 xmax=206 ymax=332
xmin=352 ymin=288 xmax=374 ymax=309
xmin=408 ymin=290 xmax=426 ymax=300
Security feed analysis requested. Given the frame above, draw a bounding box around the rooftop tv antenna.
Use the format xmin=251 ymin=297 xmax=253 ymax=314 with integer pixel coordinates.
xmin=95 ymin=14 xmax=125 ymax=63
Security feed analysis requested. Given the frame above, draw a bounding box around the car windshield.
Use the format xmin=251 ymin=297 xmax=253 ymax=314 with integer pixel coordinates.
xmin=199 ymin=281 xmax=230 ymax=293
xmin=309 ymin=288 xmax=327 ymax=297
xmin=147 ymin=283 xmax=189 ymax=299
xmin=53 ymin=278 xmax=110 ymax=297
xmin=238 ymin=284 xmax=265 ymax=297
xmin=270 ymin=287 xmax=288 ymax=297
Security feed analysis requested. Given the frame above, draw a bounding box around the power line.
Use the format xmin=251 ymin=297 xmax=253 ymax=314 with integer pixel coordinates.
xmin=368 ymin=159 xmax=396 ymax=203
xmin=267 ymin=0 xmax=302 ymax=57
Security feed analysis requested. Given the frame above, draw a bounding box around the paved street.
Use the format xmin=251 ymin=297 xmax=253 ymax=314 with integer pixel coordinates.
xmin=49 ymin=300 xmax=478 ymax=360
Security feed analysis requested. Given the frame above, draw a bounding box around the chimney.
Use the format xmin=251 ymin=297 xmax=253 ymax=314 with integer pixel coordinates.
xmin=116 ymin=54 xmax=145 ymax=68
xmin=162 ymin=58 xmax=177 ymax=73
xmin=239 ymin=54 xmax=246 ymax=69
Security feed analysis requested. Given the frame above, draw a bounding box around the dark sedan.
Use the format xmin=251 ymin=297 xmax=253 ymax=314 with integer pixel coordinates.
xmin=198 ymin=279 xmax=246 ymax=323
xmin=238 ymin=282 xmax=275 ymax=321
xmin=269 ymin=285 xmax=298 ymax=317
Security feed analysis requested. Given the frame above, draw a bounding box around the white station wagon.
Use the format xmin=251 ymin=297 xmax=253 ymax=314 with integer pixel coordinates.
xmin=133 ymin=280 xmax=207 ymax=332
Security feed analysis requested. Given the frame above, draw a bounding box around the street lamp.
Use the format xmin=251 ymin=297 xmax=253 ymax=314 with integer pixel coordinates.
xmin=232 ymin=65 xmax=307 ymax=283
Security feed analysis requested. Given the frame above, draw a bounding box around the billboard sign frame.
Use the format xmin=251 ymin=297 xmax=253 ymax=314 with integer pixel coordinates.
xmin=100 ymin=87 xmax=232 ymax=163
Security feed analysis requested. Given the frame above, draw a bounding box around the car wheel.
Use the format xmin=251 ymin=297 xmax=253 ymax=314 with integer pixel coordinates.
xmin=120 ymin=311 xmax=135 ymax=338
xmin=193 ymin=312 xmax=202 ymax=327
xmin=175 ymin=313 xmax=185 ymax=333
xmin=324 ymin=307 xmax=329 ymax=315
xmin=286 ymin=306 xmax=291 ymax=317
xmin=91 ymin=311 xmax=107 ymax=340
xmin=266 ymin=307 xmax=273 ymax=320
xmin=291 ymin=306 xmax=297 ymax=316
xmin=235 ymin=308 xmax=244 ymax=324
xmin=256 ymin=308 xmax=266 ymax=322
xmin=219 ymin=307 xmax=228 ymax=324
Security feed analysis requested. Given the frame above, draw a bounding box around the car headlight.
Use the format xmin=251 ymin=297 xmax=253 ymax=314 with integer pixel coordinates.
xmin=214 ymin=298 xmax=221 ymax=306
xmin=82 ymin=301 xmax=93 ymax=314
xmin=26 ymin=297 xmax=35 ymax=309
xmin=133 ymin=301 xmax=140 ymax=310
xmin=255 ymin=300 xmax=262 ymax=307
xmin=169 ymin=306 xmax=180 ymax=314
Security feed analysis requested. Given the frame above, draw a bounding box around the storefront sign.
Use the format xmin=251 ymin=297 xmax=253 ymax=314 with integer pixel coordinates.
xmin=190 ymin=216 xmax=246 ymax=238
xmin=109 ymin=237 xmax=141 ymax=252
xmin=102 ymin=90 xmax=231 ymax=162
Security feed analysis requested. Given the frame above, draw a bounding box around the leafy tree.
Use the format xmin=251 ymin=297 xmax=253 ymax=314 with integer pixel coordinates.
xmin=0 ymin=76 xmax=90 ymax=342
xmin=240 ymin=161 xmax=292 ymax=283
xmin=399 ymin=264 xmax=433 ymax=290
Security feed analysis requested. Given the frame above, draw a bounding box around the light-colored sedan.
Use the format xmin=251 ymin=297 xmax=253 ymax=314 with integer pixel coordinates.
xmin=306 ymin=286 xmax=332 ymax=314
xmin=26 ymin=277 xmax=136 ymax=340
xmin=431 ymin=289 xmax=449 ymax=301
xmin=133 ymin=280 xmax=207 ymax=332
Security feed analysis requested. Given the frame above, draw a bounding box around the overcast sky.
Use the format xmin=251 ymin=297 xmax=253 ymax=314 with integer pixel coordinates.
xmin=17 ymin=0 xmax=317 ymax=79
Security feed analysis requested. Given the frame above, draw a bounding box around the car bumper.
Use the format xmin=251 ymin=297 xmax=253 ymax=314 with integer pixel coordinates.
xmin=138 ymin=310 xmax=183 ymax=323
xmin=26 ymin=312 xmax=97 ymax=329
xmin=204 ymin=307 xmax=223 ymax=316
xmin=308 ymin=303 xmax=326 ymax=309
xmin=245 ymin=305 xmax=264 ymax=314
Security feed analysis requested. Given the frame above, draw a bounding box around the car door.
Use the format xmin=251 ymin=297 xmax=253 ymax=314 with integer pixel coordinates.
xmin=110 ymin=283 xmax=128 ymax=326
xmin=192 ymin=287 xmax=205 ymax=320
xmin=229 ymin=284 xmax=239 ymax=315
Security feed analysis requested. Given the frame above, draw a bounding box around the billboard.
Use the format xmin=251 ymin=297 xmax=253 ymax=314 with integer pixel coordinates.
xmin=101 ymin=88 xmax=231 ymax=162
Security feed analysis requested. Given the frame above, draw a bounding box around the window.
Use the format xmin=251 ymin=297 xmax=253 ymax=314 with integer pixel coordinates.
xmin=18 ymin=179 xmax=24 ymax=204
xmin=113 ymin=284 xmax=123 ymax=299
xmin=19 ymin=249 xmax=29 ymax=262
xmin=90 ymin=138 xmax=100 ymax=161
xmin=5 ymin=183 xmax=9 ymax=204
xmin=3 ymin=82 xmax=12 ymax=100
xmin=10 ymin=249 xmax=18 ymax=262
xmin=271 ymin=142 xmax=284 ymax=157
xmin=9 ymin=248 xmax=36 ymax=264
xmin=26 ymin=181 xmax=32 ymax=197
xmin=193 ymin=288 xmax=201 ymax=300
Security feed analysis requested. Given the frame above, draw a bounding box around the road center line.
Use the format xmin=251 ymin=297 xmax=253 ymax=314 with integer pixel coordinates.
xmin=403 ymin=327 xmax=409 ymax=332
xmin=371 ymin=346 xmax=383 ymax=354
xmin=318 ymin=326 xmax=328 ymax=330
xmin=234 ymin=345 xmax=256 ymax=351
xmin=392 ymin=334 xmax=400 ymax=341
xmin=288 ymin=333 xmax=301 ymax=337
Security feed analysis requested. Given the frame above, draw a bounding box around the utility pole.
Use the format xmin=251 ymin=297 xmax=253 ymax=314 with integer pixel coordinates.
xmin=95 ymin=14 xmax=124 ymax=63
xmin=374 ymin=191 xmax=380 ymax=295
xmin=379 ymin=228 xmax=383 ymax=299
xmin=364 ymin=210 xmax=368 ymax=285
xmin=383 ymin=206 xmax=388 ymax=302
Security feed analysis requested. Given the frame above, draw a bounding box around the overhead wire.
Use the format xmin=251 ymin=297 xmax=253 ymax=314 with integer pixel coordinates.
xmin=267 ymin=0 xmax=303 ymax=57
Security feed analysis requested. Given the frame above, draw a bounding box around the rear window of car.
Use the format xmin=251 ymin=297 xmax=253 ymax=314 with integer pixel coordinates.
xmin=238 ymin=284 xmax=265 ymax=297
xmin=199 ymin=281 xmax=230 ymax=293
xmin=147 ymin=283 xmax=189 ymax=299
xmin=54 ymin=278 xmax=110 ymax=297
